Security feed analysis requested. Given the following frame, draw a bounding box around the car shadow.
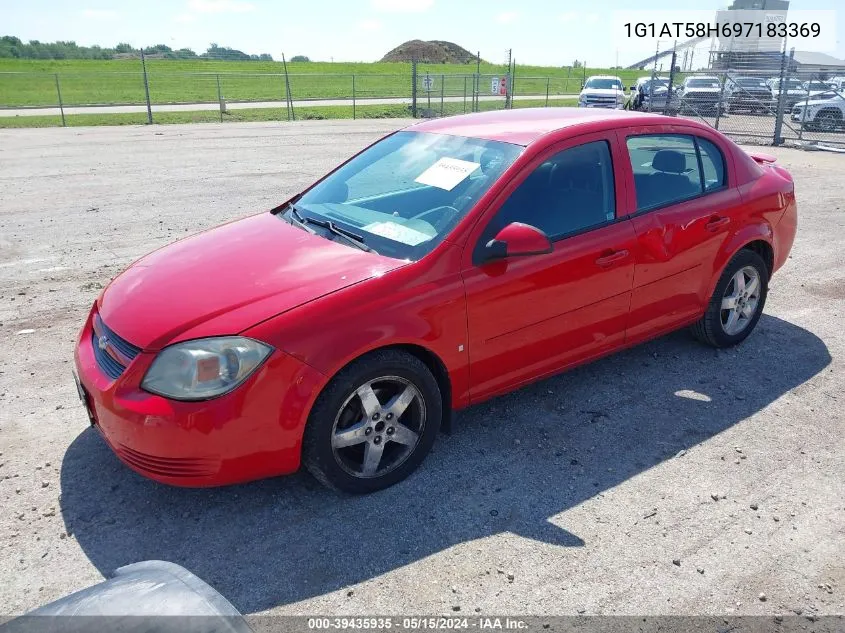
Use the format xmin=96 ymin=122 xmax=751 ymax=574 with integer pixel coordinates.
xmin=60 ymin=314 xmax=830 ymax=614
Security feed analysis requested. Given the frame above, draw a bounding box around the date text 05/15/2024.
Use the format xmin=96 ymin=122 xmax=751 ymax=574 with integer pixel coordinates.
xmin=306 ymin=618 xmax=529 ymax=630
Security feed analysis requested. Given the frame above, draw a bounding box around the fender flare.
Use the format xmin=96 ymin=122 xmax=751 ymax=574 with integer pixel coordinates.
xmin=704 ymin=222 xmax=774 ymax=301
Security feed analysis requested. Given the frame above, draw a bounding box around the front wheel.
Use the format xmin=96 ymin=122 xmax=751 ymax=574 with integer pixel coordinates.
xmin=302 ymin=350 xmax=442 ymax=493
xmin=691 ymin=249 xmax=769 ymax=348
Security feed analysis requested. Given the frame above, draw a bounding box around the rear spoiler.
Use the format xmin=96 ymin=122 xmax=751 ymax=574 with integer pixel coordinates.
xmin=747 ymin=151 xmax=777 ymax=164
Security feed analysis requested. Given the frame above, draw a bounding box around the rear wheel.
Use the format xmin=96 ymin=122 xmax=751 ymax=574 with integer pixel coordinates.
xmin=302 ymin=350 xmax=442 ymax=493
xmin=816 ymin=110 xmax=842 ymax=132
xmin=691 ymin=249 xmax=768 ymax=348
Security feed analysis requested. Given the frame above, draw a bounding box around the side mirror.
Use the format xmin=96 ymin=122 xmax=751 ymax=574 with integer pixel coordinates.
xmin=484 ymin=222 xmax=553 ymax=260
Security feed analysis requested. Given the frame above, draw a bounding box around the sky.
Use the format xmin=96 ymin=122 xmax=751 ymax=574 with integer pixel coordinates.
xmin=3 ymin=0 xmax=844 ymax=67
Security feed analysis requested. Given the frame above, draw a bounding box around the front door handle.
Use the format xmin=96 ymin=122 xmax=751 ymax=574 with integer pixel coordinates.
xmin=595 ymin=249 xmax=630 ymax=268
xmin=706 ymin=215 xmax=731 ymax=231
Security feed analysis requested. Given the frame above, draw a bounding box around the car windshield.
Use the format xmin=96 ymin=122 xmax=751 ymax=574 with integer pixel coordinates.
xmin=686 ymin=79 xmax=720 ymax=88
xmin=585 ymin=78 xmax=622 ymax=89
xmin=735 ymin=78 xmax=767 ymax=87
xmin=289 ymin=131 xmax=522 ymax=260
xmin=782 ymin=80 xmax=803 ymax=89
xmin=807 ymin=82 xmax=828 ymax=89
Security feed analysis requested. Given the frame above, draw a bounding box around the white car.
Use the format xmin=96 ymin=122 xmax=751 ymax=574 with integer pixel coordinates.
xmin=827 ymin=77 xmax=845 ymax=91
xmin=791 ymin=91 xmax=845 ymax=132
xmin=768 ymin=78 xmax=809 ymax=109
xmin=578 ymin=75 xmax=626 ymax=109
xmin=802 ymin=81 xmax=836 ymax=99
xmin=677 ymin=76 xmax=727 ymax=115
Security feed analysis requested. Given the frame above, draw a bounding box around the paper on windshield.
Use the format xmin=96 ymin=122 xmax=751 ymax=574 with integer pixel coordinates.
xmin=415 ymin=157 xmax=480 ymax=191
xmin=363 ymin=221 xmax=433 ymax=246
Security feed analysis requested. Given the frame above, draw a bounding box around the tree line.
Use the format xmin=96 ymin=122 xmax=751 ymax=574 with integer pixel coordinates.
xmin=0 ymin=36 xmax=274 ymax=61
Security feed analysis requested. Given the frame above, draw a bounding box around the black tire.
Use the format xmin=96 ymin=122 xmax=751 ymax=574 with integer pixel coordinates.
xmin=691 ymin=249 xmax=769 ymax=348
xmin=302 ymin=349 xmax=442 ymax=494
xmin=817 ymin=110 xmax=842 ymax=132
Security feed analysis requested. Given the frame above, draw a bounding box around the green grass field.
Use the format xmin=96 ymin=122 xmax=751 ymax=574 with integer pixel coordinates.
xmin=0 ymin=98 xmax=579 ymax=128
xmin=0 ymin=58 xmax=641 ymax=108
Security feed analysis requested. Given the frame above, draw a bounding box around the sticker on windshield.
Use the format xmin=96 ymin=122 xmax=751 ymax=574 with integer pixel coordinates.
xmin=414 ymin=157 xmax=480 ymax=191
xmin=363 ymin=221 xmax=433 ymax=246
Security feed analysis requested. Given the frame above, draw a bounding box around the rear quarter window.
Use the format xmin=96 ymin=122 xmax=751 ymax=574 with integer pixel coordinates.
xmin=696 ymin=137 xmax=727 ymax=191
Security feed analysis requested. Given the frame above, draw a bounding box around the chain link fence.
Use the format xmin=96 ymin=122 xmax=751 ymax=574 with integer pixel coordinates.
xmin=1 ymin=54 xmax=844 ymax=146
xmin=626 ymin=45 xmax=845 ymax=147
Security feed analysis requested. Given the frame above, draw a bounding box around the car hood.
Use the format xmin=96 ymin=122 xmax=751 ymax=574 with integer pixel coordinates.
xmin=682 ymin=87 xmax=721 ymax=94
xmin=644 ymin=87 xmax=677 ymax=98
xmin=98 ymin=213 xmax=405 ymax=350
xmin=581 ymin=88 xmax=623 ymax=96
xmin=796 ymin=96 xmax=842 ymax=107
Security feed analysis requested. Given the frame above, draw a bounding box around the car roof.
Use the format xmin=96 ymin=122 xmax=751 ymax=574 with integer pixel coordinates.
xmin=406 ymin=107 xmax=685 ymax=146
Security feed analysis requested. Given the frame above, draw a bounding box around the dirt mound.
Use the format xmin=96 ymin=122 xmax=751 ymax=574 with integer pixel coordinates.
xmin=381 ymin=40 xmax=479 ymax=64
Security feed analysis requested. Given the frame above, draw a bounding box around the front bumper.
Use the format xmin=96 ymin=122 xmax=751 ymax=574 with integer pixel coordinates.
xmin=729 ymin=95 xmax=773 ymax=109
xmin=680 ymin=97 xmax=723 ymax=111
xmin=74 ymin=305 xmax=326 ymax=487
xmin=578 ymin=102 xmax=625 ymax=109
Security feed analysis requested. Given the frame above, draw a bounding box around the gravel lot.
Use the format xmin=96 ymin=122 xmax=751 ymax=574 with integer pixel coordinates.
xmin=0 ymin=120 xmax=842 ymax=617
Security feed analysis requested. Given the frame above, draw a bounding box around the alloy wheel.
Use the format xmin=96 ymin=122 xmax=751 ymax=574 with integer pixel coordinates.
xmin=818 ymin=113 xmax=839 ymax=132
xmin=720 ymin=265 xmax=762 ymax=336
xmin=331 ymin=376 xmax=425 ymax=479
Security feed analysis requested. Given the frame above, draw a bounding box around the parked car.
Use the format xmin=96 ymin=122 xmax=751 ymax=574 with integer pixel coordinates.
xmin=725 ymin=76 xmax=775 ymax=114
xmin=74 ymin=108 xmax=797 ymax=493
xmin=578 ymin=75 xmax=626 ymax=109
xmin=802 ymin=80 xmax=837 ymax=99
xmin=1 ymin=560 xmax=252 ymax=631
xmin=677 ymin=76 xmax=728 ymax=115
xmin=827 ymin=76 xmax=845 ymax=91
xmin=629 ymin=76 xmax=680 ymax=113
xmin=768 ymin=78 xmax=808 ymax=109
xmin=791 ymin=90 xmax=845 ymax=132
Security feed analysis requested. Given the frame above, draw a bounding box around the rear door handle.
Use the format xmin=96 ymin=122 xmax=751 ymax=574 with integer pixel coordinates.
xmin=706 ymin=215 xmax=731 ymax=231
xmin=595 ymin=249 xmax=630 ymax=268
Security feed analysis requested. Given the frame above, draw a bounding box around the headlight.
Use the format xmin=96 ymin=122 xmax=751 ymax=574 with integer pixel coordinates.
xmin=141 ymin=337 xmax=273 ymax=401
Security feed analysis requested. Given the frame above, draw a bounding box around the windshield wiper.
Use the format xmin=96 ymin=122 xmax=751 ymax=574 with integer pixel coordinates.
xmin=287 ymin=204 xmax=376 ymax=254
xmin=285 ymin=203 xmax=315 ymax=234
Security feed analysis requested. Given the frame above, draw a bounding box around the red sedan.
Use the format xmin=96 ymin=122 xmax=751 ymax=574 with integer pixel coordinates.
xmin=73 ymin=108 xmax=797 ymax=493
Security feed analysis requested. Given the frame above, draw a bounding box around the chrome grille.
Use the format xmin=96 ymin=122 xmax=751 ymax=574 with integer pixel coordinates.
xmin=91 ymin=314 xmax=140 ymax=380
xmin=584 ymin=96 xmax=618 ymax=106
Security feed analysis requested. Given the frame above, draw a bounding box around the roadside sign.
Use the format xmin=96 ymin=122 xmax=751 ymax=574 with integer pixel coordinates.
xmin=492 ymin=76 xmax=508 ymax=95
xmin=423 ymin=74 xmax=434 ymax=92
xmin=491 ymin=77 xmax=500 ymax=94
